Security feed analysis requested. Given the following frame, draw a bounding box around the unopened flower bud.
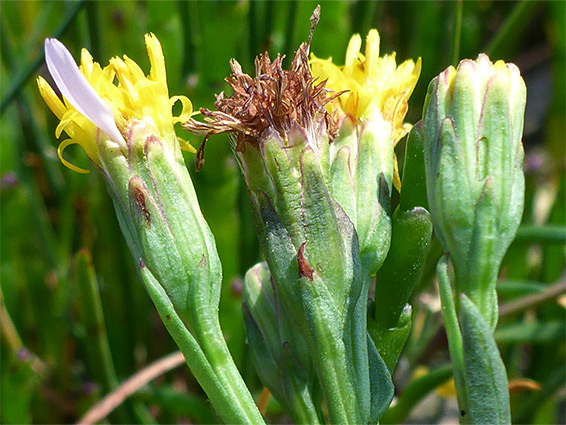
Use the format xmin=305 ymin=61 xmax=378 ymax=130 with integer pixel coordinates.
xmin=423 ymin=54 xmax=526 ymax=327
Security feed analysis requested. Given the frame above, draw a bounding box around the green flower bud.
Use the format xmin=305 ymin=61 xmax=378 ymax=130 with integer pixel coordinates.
xmin=312 ymin=29 xmax=422 ymax=276
xmin=100 ymin=119 xmax=221 ymax=330
xmin=423 ymin=54 xmax=526 ymax=327
xmin=320 ymin=117 xmax=394 ymax=275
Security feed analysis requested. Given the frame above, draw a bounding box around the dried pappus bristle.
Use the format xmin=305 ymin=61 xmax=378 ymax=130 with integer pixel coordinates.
xmin=184 ymin=8 xmax=344 ymax=153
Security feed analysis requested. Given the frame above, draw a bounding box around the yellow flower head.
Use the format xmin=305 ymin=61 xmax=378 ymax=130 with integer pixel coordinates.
xmin=37 ymin=34 xmax=193 ymax=173
xmin=310 ymin=29 xmax=421 ymax=144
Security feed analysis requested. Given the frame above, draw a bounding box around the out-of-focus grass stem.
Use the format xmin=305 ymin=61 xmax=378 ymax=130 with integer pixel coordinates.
xmin=283 ymin=1 xmax=299 ymax=60
xmin=177 ymin=0 xmax=197 ymax=77
xmin=75 ymin=252 xmax=120 ymax=392
xmin=262 ymin=1 xmax=274 ymax=51
xmin=0 ymin=26 xmax=66 ymax=197
xmin=484 ymin=0 xmax=542 ymax=59
xmin=353 ymin=0 xmax=378 ymax=40
xmin=75 ymin=250 xmax=155 ymax=424
xmin=248 ymin=0 xmax=259 ymax=57
xmin=85 ymin=1 xmax=101 ymax=59
xmin=499 ymin=279 xmax=566 ymax=317
xmin=0 ymin=283 xmax=49 ymax=377
xmin=450 ymin=0 xmax=462 ymax=66
xmin=380 ymin=364 xmax=453 ymax=424
xmin=513 ymin=225 xmax=566 ymax=244
xmin=0 ymin=0 xmax=85 ymax=115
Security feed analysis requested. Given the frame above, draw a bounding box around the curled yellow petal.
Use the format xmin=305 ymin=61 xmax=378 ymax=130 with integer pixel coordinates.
xmin=57 ymin=139 xmax=90 ymax=174
xmin=170 ymin=95 xmax=193 ymax=124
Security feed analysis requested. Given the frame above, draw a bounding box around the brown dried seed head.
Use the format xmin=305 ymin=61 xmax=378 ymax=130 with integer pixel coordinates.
xmin=184 ymin=6 xmax=342 ymax=152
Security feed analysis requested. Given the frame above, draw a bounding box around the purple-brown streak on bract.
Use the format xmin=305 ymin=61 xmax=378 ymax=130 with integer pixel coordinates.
xmin=134 ymin=186 xmax=151 ymax=225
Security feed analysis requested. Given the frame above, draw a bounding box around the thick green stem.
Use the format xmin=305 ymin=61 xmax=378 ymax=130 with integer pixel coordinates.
xmin=197 ymin=315 xmax=266 ymax=425
xmin=306 ymin=307 xmax=363 ymax=424
xmin=140 ymin=266 xmax=265 ymax=425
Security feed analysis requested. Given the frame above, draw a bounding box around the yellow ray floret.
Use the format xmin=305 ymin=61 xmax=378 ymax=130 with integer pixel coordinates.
xmin=310 ymin=29 xmax=421 ymax=190
xmin=38 ymin=33 xmax=194 ymax=173
xmin=311 ymin=29 xmax=420 ymax=140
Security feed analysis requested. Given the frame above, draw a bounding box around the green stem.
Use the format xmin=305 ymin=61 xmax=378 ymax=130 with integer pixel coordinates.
xmin=436 ymin=255 xmax=468 ymax=422
xmin=140 ymin=266 xmax=265 ymax=425
xmin=197 ymin=317 xmax=267 ymax=425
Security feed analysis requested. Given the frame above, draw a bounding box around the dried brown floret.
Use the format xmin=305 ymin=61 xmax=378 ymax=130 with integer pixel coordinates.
xmin=184 ymin=6 xmax=344 ymax=155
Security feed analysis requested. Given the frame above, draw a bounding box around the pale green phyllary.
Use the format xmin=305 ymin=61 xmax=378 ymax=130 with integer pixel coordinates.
xmin=311 ymin=29 xmax=430 ymax=373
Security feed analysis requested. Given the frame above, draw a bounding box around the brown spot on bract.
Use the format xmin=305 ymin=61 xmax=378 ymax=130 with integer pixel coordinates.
xmin=134 ymin=186 xmax=151 ymax=225
xmin=298 ymin=242 xmax=314 ymax=280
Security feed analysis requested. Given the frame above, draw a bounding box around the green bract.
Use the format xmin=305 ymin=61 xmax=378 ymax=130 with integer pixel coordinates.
xmin=423 ymin=53 xmax=526 ymax=327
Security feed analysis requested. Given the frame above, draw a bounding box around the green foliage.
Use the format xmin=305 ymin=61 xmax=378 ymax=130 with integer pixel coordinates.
xmin=1 ymin=1 xmax=564 ymax=424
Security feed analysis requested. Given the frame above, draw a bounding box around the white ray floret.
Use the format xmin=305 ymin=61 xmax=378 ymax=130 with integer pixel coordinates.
xmin=44 ymin=38 xmax=126 ymax=149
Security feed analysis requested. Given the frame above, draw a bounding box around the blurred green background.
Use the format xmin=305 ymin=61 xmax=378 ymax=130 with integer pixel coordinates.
xmin=1 ymin=1 xmax=564 ymax=423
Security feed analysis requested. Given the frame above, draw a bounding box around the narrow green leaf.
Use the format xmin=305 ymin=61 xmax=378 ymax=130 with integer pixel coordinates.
xmin=374 ymin=206 xmax=432 ymax=328
xmin=459 ymin=294 xmax=510 ymax=424
xmin=400 ymin=121 xmax=428 ymax=211
xmin=367 ymin=334 xmax=394 ymax=423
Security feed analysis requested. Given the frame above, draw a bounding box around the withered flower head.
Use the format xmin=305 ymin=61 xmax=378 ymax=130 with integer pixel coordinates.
xmin=184 ymin=7 xmax=343 ymax=163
